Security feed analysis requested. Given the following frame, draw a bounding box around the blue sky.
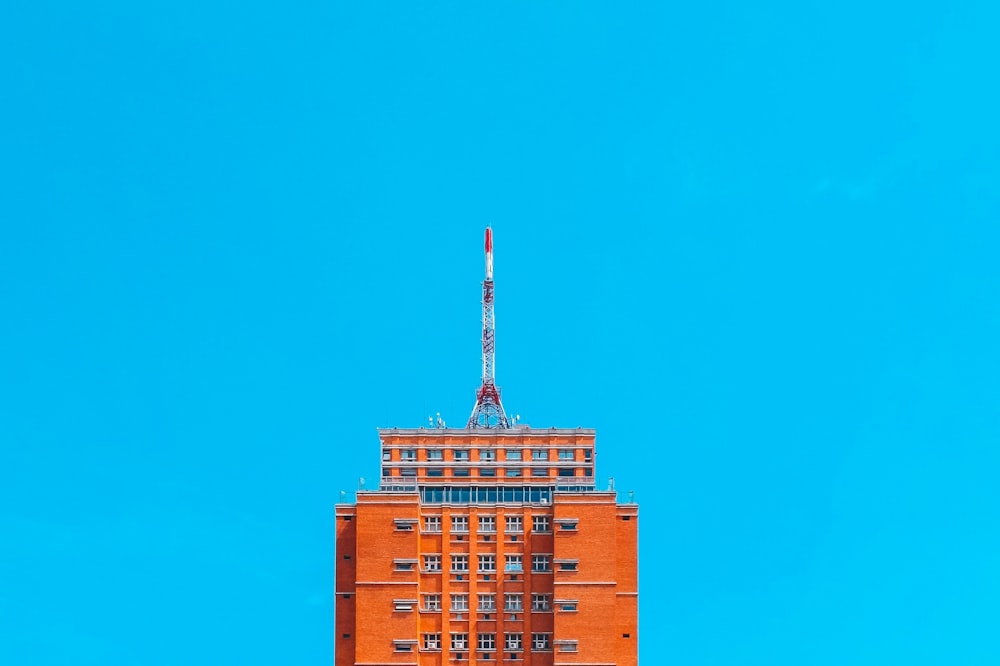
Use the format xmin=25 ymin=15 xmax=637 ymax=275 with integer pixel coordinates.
xmin=2 ymin=2 xmax=999 ymax=664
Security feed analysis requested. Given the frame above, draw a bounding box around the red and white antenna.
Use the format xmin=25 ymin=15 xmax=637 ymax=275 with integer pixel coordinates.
xmin=468 ymin=226 xmax=511 ymax=429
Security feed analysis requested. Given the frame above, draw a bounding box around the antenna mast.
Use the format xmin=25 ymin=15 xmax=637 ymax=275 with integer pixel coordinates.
xmin=467 ymin=226 xmax=511 ymax=429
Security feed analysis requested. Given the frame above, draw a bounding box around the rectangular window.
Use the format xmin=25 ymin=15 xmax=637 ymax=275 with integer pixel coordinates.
xmin=451 ymin=594 xmax=469 ymax=612
xmin=505 ymin=633 xmax=523 ymax=651
xmin=504 ymin=554 xmax=522 ymax=572
xmin=427 ymin=468 xmax=444 ymax=477
xmin=423 ymin=594 xmax=441 ymax=611
xmin=424 ymin=516 xmax=441 ymax=532
xmin=454 ymin=468 xmax=470 ymax=477
xmin=532 ymin=555 xmax=551 ymax=572
xmin=477 ymin=593 xmax=495 ymax=611
xmin=382 ymin=448 xmax=391 ymax=461
xmin=393 ymin=641 xmax=414 ymax=652
xmin=423 ymin=555 xmax=441 ymax=572
xmin=428 ymin=449 xmax=443 ymax=461
xmin=479 ymin=515 xmax=496 ymax=533
xmin=532 ymin=449 xmax=547 ymax=461
xmin=479 ymin=468 xmax=496 ymax=477
xmin=558 ymin=561 xmax=578 ymax=571
xmin=531 ymin=467 xmax=548 ymax=477
xmin=451 ymin=555 xmax=468 ymax=572
xmin=560 ymin=602 xmax=578 ymax=612
xmin=401 ymin=449 xmax=417 ymax=461
xmin=423 ymin=633 xmax=441 ymax=650
xmin=557 ymin=520 xmax=578 ymax=531
xmin=505 ymin=516 xmax=522 ymax=533
xmin=557 ymin=467 xmax=576 ymax=477
xmin=453 ymin=450 xmax=469 ymax=461
xmin=531 ymin=633 xmax=551 ymax=650
xmin=504 ymin=593 xmax=523 ymax=612
xmin=505 ymin=449 xmax=522 ymax=461
xmin=478 ymin=554 xmax=495 ymax=572
xmin=558 ymin=641 xmax=578 ymax=653
xmin=532 ymin=516 xmax=550 ymax=532
xmin=506 ymin=467 xmax=522 ymax=477
xmin=401 ymin=467 xmax=417 ymax=477
xmin=394 ymin=560 xmax=415 ymax=571
xmin=480 ymin=450 xmax=495 ymax=461
xmin=584 ymin=449 xmax=592 ymax=462
xmin=558 ymin=449 xmax=574 ymax=460
xmin=393 ymin=599 xmax=415 ymax=611
xmin=531 ymin=594 xmax=551 ymax=611
xmin=477 ymin=633 xmax=496 ymax=651
xmin=452 ymin=516 xmax=469 ymax=532
xmin=451 ymin=633 xmax=469 ymax=651
xmin=393 ymin=518 xmax=416 ymax=531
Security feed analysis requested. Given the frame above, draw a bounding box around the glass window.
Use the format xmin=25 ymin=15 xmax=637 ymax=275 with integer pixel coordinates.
xmin=478 ymin=593 xmax=495 ymax=611
xmin=454 ymin=468 xmax=470 ymax=477
xmin=453 ymin=450 xmax=469 ymax=461
xmin=532 ymin=516 xmax=550 ymax=532
xmin=505 ymin=515 xmax=522 ymax=532
xmin=479 ymin=515 xmax=496 ymax=533
xmin=531 ymin=594 xmax=551 ymax=611
xmin=423 ymin=594 xmax=441 ymax=610
xmin=424 ymin=516 xmax=441 ymax=532
xmin=505 ymin=449 xmax=522 ymax=461
xmin=558 ymin=449 xmax=574 ymax=460
xmin=505 ymin=633 xmax=523 ymax=651
xmin=558 ymin=561 xmax=578 ymax=571
xmin=532 ymin=554 xmax=551 ymax=572
xmin=382 ymin=448 xmax=390 ymax=461
xmin=558 ymin=468 xmax=575 ymax=477
xmin=428 ymin=468 xmax=444 ymax=477
xmin=478 ymin=554 xmax=495 ymax=572
xmin=477 ymin=633 xmax=495 ymax=651
xmin=423 ymin=633 xmax=441 ymax=650
xmin=451 ymin=633 xmax=469 ymax=650
xmin=479 ymin=468 xmax=496 ymax=477
xmin=451 ymin=594 xmax=468 ymax=611
xmin=452 ymin=516 xmax=468 ymax=532
xmin=401 ymin=449 xmax=417 ymax=461
xmin=423 ymin=555 xmax=441 ymax=571
xmin=427 ymin=449 xmax=443 ymax=461
xmin=506 ymin=467 xmax=522 ymax=477
xmin=504 ymin=593 xmax=522 ymax=611
xmin=532 ymin=449 xmax=547 ymax=461
xmin=480 ymin=450 xmax=495 ymax=461
xmin=505 ymin=554 xmax=522 ymax=572
xmin=531 ymin=467 xmax=548 ymax=477
xmin=451 ymin=555 xmax=468 ymax=572
xmin=532 ymin=633 xmax=551 ymax=650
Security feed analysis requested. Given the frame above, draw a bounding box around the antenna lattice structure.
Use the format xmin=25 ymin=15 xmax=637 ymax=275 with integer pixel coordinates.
xmin=467 ymin=226 xmax=511 ymax=429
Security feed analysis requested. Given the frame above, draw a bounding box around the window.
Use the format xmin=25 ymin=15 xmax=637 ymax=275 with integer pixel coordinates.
xmin=504 ymin=593 xmax=523 ymax=612
xmin=478 ymin=593 xmax=495 ymax=611
xmin=393 ymin=640 xmax=414 ymax=652
xmin=531 ymin=633 xmax=551 ymax=650
xmin=558 ymin=561 xmax=578 ymax=571
xmin=393 ymin=599 xmax=416 ymax=611
xmin=557 ymin=641 xmax=578 ymax=653
xmin=531 ymin=594 xmax=551 ymax=611
xmin=557 ymin=468 xmax=576 ymax=477
xmin=557 ymin=519 xmax=578 ymax=531
xmin=423 ymin=594 xmax=441 ymax=611
xmin=451 ymin=555 xmax=468 ymax=572
xmin=531 ymin=468 xmax=548 ymax=477
xmin=394 ymin=560 xmax=415 ymax=571
xmin=532 ymin=554 xmax=551 ymax=572
xmin=480 ymin=450 xmax=495 ymax=461
xmin=477 ymin=633 xmax=496 ymax=651
xmin=428 ymin=468 xmax=444 ymax=477
xmin=505 ymin=467 xmax=522 ymax=477
xmin=479 ymin=515 xmax=496 ymax=533
xmin=451 ymin=633 xmax=469 ymax=651
xmin=478 ymin=555 xmax=495 ymax=572
xmin=423 ymin=555 xmax=441 ymax=572
xmin=559 ymin=602 xmax=578 ymax=612
xmin=505 ymin=449 xmax=522 ymax=461
xmin=558 ymin=449 xmax=574 ymax=460
xmin=479 ymin=468 xmax=496 ymax=477
xmin=452 ymin=516 xmax=469 ymax=533
xmin=401 ymin=449 xmax=417 ymax=461
xmin=454 ymin=468 xmax=470 ymax=477
xmin=504 ymin=555 xmax=522 ymax=572
xmin=453 ymin=450 xmax=469 ymax=461
xmin=401 ymin=467 xmax=417 ymax=477
xmin=532 ymin=449 xmax=547 ymax=461
xmin=532 ymin=516 xmax=550 ymax=532
xmin=505 ymin=633 xmax=523 ymax=651
xmin=382 ymin=448 xmax=391 ymax=461
xmin=424 ymin=516 xmax=441 ymax=532
xmin=505 ymin=516 xmax=522 ymax=533
xmin=451 ymin=594 xmax=469 ymax=612
xmin=428 ymin=449 xmax=443 ymax=461
xmin=423 ymin=633 xmax=441 ymax=650
xmin=394 ymin=518 xmax=416 ymax=531
xmin=584 ymin=449 xmax=592 ymax=462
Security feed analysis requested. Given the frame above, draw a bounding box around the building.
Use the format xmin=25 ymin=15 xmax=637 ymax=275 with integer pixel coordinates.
xmin=335 ymin=229 xmax=638 ymax=666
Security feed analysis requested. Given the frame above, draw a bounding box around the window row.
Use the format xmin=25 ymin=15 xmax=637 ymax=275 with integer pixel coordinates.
xmin=384 ymin=448 xmax=591 ymax=463
xmin=415 ymin=554 xmax=554 ymax=573
xmin=420 ymin=593 xmax=553 ymax=612
xmin=422 ymin=515 xmax=554 ymax=533
xmin=420 ymin=632 xmax=553 ymax=651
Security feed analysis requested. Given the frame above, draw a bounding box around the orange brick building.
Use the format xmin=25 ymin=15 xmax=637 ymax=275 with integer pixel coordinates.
xmin=335 ymin=427 xmax=638 ymax=665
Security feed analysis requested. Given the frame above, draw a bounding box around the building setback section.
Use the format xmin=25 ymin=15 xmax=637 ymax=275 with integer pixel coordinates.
xmin=335 ymin=427 xmax=638 ymax=666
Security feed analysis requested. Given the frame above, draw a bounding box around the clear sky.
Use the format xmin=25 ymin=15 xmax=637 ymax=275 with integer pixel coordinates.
xmin=2 ymin=2 xmax=998 ymax=664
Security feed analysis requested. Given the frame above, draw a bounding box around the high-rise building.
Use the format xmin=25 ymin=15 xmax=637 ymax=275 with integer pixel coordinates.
xmin=335 ymin=229 xmax=638 ymax=666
